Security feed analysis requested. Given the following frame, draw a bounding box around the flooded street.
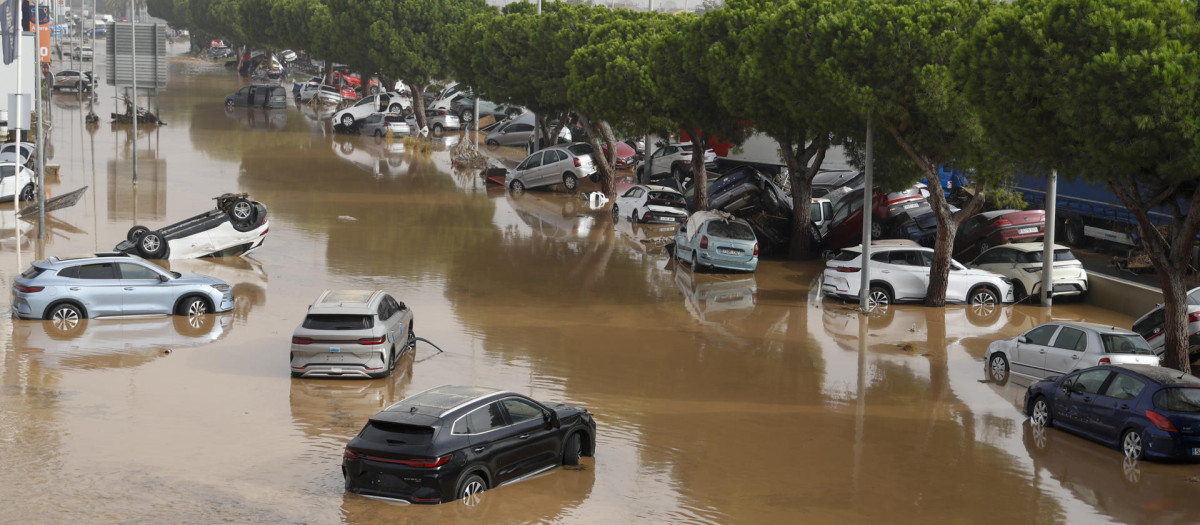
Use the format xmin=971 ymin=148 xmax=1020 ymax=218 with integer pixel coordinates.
xmin=4 ymin=44 xmax=1200 ymax=524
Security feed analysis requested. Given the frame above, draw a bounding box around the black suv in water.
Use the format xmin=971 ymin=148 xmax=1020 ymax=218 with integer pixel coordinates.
xmin=342 ymin=385 xmax=596 ymax=504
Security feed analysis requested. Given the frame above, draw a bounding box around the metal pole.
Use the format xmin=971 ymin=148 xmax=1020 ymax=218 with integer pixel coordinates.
xmin=644 ymin=133 xmax=654 ymax=186
xmin=15 ymin=18 xmax=25 ymax=271
xmin=88 ymin=0 xmax=95 ymax=118
xmin=35 ymin=39 xmax=44 ymax=239
xmin=1041 ymin=170 xmax=1057 ymax=306
xmin=472 ymin=94 xmax=479 ymax=146
xmin=129 ymin=7 xmax=137 ymax=184
xmin=537 ymin=0 xmax=541 ymax=15
xmin=859 ymin=119 xmax=874 ymax=311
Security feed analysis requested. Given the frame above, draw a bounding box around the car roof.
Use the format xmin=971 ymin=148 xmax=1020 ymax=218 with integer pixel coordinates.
xmin=1108 ymin=364 xmax=1200 ymax=386
xmin=643 ymin=184 xmax=680 ymax=194
xmin=307 ymin=289 xmax=385 ymax=315
xmin=37 ymin=252 xmax=138 ymax=266
xmin=840 ymin=241 xmax=927 ymax=254
xmin=381 ymin=385 xmax=508 ymax=419
xmin=1048 ymin=321 xmax=1138 ymax=335
xmin=990 ymin=242 xmax=1070 ymax=253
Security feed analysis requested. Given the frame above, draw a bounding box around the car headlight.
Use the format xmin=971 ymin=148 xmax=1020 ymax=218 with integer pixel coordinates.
xmin=211 ymin=284 xmax=231 ymax=292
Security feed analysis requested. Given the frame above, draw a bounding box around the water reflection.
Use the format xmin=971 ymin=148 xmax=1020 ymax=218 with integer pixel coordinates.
xmin=223 ymin=107 xmax=287 ymax=131
xmin=11 ymin=314 xmax=232 ymax=370
xmin=674 ymin=268 xmax=757 ymax=324
xmin=331 ymin=135 xmax=410 ymax=179
xmin=162 ymin=257 xmax=268 ymax=323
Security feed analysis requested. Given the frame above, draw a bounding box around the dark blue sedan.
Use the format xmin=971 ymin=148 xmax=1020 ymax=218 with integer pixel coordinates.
xmin=1025 ymin=364 xmax=1200 ymax=461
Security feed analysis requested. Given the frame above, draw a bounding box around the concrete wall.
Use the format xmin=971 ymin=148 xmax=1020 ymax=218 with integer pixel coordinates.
xmin=1083 ymin=271 xmax=1163 ymax=319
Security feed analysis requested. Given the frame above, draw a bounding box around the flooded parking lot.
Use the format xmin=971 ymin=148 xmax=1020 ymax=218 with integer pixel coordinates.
xmin=3 ymin=46 xmax=1200 ymax=524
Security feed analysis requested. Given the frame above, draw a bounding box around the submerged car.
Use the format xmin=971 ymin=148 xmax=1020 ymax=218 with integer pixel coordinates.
xmin=1132 ymin=286 xmax=1200 ymax=361
xmin=986 ymin=321 xmax=1159 ymax=384
xmin=51 ymin=70 xmax=95 ymax=92
xmin=358 ymin=112 xmax=411 ymax=137
xmin=968 ymin=243 xmax=1088 ymax=301
xmin=114 ymin=193 xmax=269 ymax=259
xmin=954 ymin=209 xmax=1046 ymax=261
xmin=0 ymin=162 xmax=37 ymax=203
xmin=10 ymin=252 xmax=234 ymax=322
xmin=225 ymin=84 xmax=287 ymax=109
xmin=508 ymin=143 xmax=596 ymax=192
xmin=289 ymin=289 xmax=415 ymax=379
xmin=673 ymin=211 xmax=759 ymax=272
xmin=821 ymin=244 xmax=1013 ymax=308
xmin=342 ymin=385 xmax=596 ymax=504
xmin=406 ymin=109 xmax=461 ymax=133
xmin=1024 ymin=364 xmax=1200 ymax=461
xmin=612 ymin=184 xmax=687 ymax=224
xmin=0 ymin=142 xmax=35 ymax=166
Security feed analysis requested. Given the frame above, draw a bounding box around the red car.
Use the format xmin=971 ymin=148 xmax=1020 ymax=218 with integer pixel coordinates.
xmin=822 ymin=186 xmax=928 ymax=250
xmin=953 ymin=209 xmax=1046 ymax=260
xmin=601 ymin=141 xmax=637 ymax=170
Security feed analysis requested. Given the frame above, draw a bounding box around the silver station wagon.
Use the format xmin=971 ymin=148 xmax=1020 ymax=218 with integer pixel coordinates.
xmin=985 ymin=321 xmax=1160 ymax=384
xmin=290 ymin=290 xmax=415 ymax=379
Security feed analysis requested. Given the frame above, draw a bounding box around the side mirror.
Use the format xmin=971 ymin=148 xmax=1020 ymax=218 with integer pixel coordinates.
xmin=1018 ymin=336 xmax=1028 ymax=344
xmin=158 ymin=274 xmax=169 ymax=282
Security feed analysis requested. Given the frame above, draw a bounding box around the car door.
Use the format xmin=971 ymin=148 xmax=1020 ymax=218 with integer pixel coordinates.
xmin=1012 ymin=324 xmax=1060 ymax=378
xmin=882 ymin=250 xmax=929 ymax=301
xmin=118 ymin=262 xmax=177 ymax=315
xmin=616 ymin=186 xmax=641 ymax=218
xmin=944 ymin=258 xmax=980 ymax=302
xmin=514 ymin=152 xmax=543 ymax=186
xmin=377 ymin=296 xmax=400 ymax=348
xmin=491 ymin=397 xmax=559 ymax=481
xmin=538 ymin=149 xmax=564 ymax=185
xmin=233 ymin=86 xmax=250 ymax=106
xmin=1053 ymin=369 xmax=1114 ymax=436
xmin=71 ymin=263 xmax=124 ymax=316
xmin=1092 ymin=371 xmax=1147 ymax=443
xmin=1044 ymin=325 xmax=1089 ymax=375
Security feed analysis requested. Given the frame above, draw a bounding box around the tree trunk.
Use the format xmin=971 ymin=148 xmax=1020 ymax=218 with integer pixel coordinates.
xmin=410 ymin=82 xmax=427 ymax=131
xmin=688 ymin=131 xmax=709 ymax=211
xmin=1110 ymin=178 xmax=1200 ymax=374
xmin=924 ymin=177 xmax=986 ymax=306
xmin=574 ymin=110 xmax=616 ymax=195
xmin=780 ymin=138 xmax=828 ymax=260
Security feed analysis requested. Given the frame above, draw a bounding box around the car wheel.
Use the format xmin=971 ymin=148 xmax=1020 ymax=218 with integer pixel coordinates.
xmin=1030 ymin=396 xmax=1052 ymax=427
xmin=341 ymin=114 xmax=354 ymax=127
xmin=457 ymin=473 xmax=487 ymax=505
xmin=870 ymin=220 xmax=882 ymax=240
xmin=225 ymin=99 xmax=234 ymax=108
xmin=177 ymin=296 xmax=209 ymax=317
xmin=866 ymin=285 xmax=891 ymax=311
xmin=19 ymin=184 xmax=35 ymax=202
xmin=563 ymin=433 xmax=582 ymax=466
xmin=1065 ymin=219 xmax=1088 ymax=247
xmin=138 ymin=232 xmax=167 ymax=258
xmin=48 ymin=303 xmax=84 ymax=332
xmin=432 ymin=123 xmax=444 ymax=134
xmin=511 ymin=180 xmax=525 ymax=192
xmin=968 ymin=287 xmax=1000 ymax=322
xmin=1013 ymin=281 xmax=1028 ymax=302
xmin=1122 ymin=429 xmax=1145 ymax=459
xmin=373 ymin=129 xmax=383 ymax=138
xmin=406 ymin=321 xmax=416 ymax=350
xmin=692 ymin=251 xmax=703 ymax=272
xmin=611 ymin=204 xmax=619 ymax=223
xmin=389 ymin=104 xmax=401 ymax=113
xmin=563 ymin=173 xmax=578 ymax=191
xmin=460 ymin=110 xmax=473 ymax=122
xmin=988 ymin=353 xmax=1010 ymax=385
xmin=127 ymin=225 xmax=150 ymax=242
xmin=633 ymin=210 xmax=641 ymax=223
xmin=589 ymin=173 xmax=599 ymax=183
xmin=486 ymin=139 xmax=499 ymax=149
xmin=672 ymin=165 xmax=684 ymax=181
xmin=76 ymin=82 xmax=83 ymax=91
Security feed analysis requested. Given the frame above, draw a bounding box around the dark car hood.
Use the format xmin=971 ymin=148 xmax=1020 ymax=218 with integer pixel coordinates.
xmin=547 ymin=402 xmax=588 ymax=419
xmin=910 ymin=210 xmax=939 ymax=232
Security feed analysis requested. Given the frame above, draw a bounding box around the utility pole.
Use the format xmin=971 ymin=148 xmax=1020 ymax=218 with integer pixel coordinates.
xmin=859 ymin=119 xmax=874 ymax=311
xmin=129 ymin=0 xmax=137 ymax=184
xmin=1040 ymin=170 xmax=1058 ymax=306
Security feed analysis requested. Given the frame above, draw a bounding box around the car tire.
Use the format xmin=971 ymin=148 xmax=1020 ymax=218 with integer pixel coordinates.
xmin=486 ymin=139 xmax=499 ymax=150
xmin=406 ymin=321 xmax=416 ymax=350
xmin=967 ymin=286 xmax=1000 ymax=325
xmin=1064 ymin=218 xmax=1088 ymax=247
xmin=633 ymin=210 xmax=641 ymax=223
xmin=978 ymin=240 xmax=991 ymax=255
xmin=692 ymin=251 xmax=703 ymax=272
xmin=987 ymin=353 xmax=1010 ymax=385
xmin=341 ymin=114 xmax=354 ymax=127
xmin=19 ymin=184 xmax=35 ymax=202
xmin=1013 ymin=281 xmax=1028 ymax=303
xmin=47 ymin=302 xmax=85 ymax=333
xmin=457 ymin=473 xmax=487 ymax=504
xmin=432 ymin=123 xmax=444 ymax=134
xmin=1030 ymin=396 xmax=1052 ymax=427
xmin=589 ymin=173 xmax=599 ymax=183
xmin=176 ymin=295 xmax=210 ymax=317
xmin=870 ymin=220 xmax=882 ymax=240
xmin=611 ymin=204 xmax=619 ymax=223
xmin=866 ymin=285 xmax=891 ymax=311
xmin=511 ymin=180 xmax=525 ymax=192
xmin=389 ymin=104 xmax=402 ymax=113
xmin=138 ymin=232 xmax=167 ymax=258
xmin=225 ymin=99 xmax=234 ymax=108
xmin=563 ymin=173 xmax=578 ymax=192
xmin=460 ymin=110 xmax=473 ymax=122
xmin=1121 ymin=429 xmax=1145 ymax=460
xmin=127 ymin=225 xmax=150 ymax=242
xmin=563 ymin=433 xmax=582 ymax=466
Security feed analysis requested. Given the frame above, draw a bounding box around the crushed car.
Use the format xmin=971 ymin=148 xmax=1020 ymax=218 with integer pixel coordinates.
xmin=114 ymin=193 xmax=269 ymax=259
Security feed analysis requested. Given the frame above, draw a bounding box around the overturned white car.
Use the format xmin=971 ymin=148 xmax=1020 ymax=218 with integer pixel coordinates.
xmin=115 ymin=193 xmax=269 ymax=259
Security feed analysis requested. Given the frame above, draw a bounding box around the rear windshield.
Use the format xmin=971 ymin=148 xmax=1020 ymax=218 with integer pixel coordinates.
xmin=1154 ymin=388 xmax=1200 ymax=413
xmin=566 ymin=144 xmax=593 ymax=156
xmin=384 ymin=115 xmax=405 ymax=123
xmin=1017 ymin=249 xmax=1077 ymax=264
xmin=1101 ymin=333 xmax=1154 ymax=355
xmin=20 ymin=266 xmax=43 ymax=279
xmin=358 ymin=421 xmax=434 ymax=446
xmin=302 ymin=314 xmax=374 ymax=330
xmin=833 ymin=250 xmax=860 ymax=262
xmin=706 ymin=220 xmax=755 ymax=241
xmin=648 ymin=191 xmax=685 ymax=208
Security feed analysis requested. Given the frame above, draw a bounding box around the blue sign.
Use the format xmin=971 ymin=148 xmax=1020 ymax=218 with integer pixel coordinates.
xmin=36 ymin=5 xmax=47 ymax=25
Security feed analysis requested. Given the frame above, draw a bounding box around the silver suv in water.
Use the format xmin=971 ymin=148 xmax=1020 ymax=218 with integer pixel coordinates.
xmin=290 ymin=290 xmax=415 ymax=379
xmin=10 ymin=253 xmax=234 ymax=324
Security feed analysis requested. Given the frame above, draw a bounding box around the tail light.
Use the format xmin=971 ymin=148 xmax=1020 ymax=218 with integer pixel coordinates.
xmin=700 ymin=236 xmax=709 ymax=249
xmin=751 ymin=292 xmax=758 ymax=305
xmin=260 ymin=228 xmax=269 ymax=236
xmin=1146 ymin=410 xmax=1179 ymax=432
xmin=359 ymin=336 xmax=386 ymax=345
xmin=437 ymin=110 xmax=446 ymax=115
xmin=291 ymin=336 xmax=312 ymax=345
xmin=343 ymin=448 xmax=360 ymax=459
xmin=836 ymin=267 xmax=861 ymax=273
xmin=1098 ymin=357 xmax=1111 ymax=364
xmin=994 ymin=218 xmax=1012 ymax=227
xmin=753 ymin=243 xmax=759 ymax=256
xmin=574 ymin=158 xmax=581 ymax=167
xmin=13 ymin=284 xmax=43 ymax=293
xmin=1189 ymin=311 xmax=1200 ymax=323
xmin=393 ymin=455 xmax=452 ymax=468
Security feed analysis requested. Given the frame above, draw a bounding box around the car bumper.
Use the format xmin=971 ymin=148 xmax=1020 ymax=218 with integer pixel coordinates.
xmin=1143 ymin=428 xmax=1200 ymax=461
xmin=343 ymin=457 xmax=456 ymax=503
xmin=291 ymin=344 xmax=389 ymax=378
xmin=697 ymin=248 xmax=757 ymax=272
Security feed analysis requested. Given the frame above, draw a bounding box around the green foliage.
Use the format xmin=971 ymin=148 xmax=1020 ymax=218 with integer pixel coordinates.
xmin=567 ymin=9 xmax=671 ymax=136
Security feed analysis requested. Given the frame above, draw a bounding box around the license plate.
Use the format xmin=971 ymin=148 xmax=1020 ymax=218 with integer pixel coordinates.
xmin=904 ymin=203 xmax=919 ymax=210
xmin=330 ymin=347 xmax=341 ymax=353
xmin=1018 ymin=227 xmax=1038 ymax=234
xmin=720 ymin=248 xmax=740 ymax=255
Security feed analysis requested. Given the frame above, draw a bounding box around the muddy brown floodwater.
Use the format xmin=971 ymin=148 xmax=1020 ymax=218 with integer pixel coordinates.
xmin=3 ymin=43 xmax=1200 ymax=525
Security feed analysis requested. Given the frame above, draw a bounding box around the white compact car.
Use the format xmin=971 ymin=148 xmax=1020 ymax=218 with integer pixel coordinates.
xmin=114 ymin=193 xmax=269 ymax=259
xmin=0 ymin=142 xmax=35 ymax=165
xmin=967 ymin=242 xmax=1088 ymax=301
xmin=334 ymin=93 xmax=413 ymax=127
xmin=612 ymin=184 xmax=688 ymax=224
xmin=637 ymin=142 xmax=718 ymax=182
xmin=822 ymin=244 xmax=1014 ymax=309
xmin=0 ymin=162 xmax=37 ymax=203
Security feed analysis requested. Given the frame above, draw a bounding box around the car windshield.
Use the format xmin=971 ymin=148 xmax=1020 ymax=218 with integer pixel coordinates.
xmin=1101 ymin=333 xmax=1154 ymax=354
xmin=566 ymin=144 xmax=593 ymax=156
xmin=302 ymin=314 xmax=374 ymax=330
xmin=707 ymin=220 xmax=755 ymax=241
xmin=833 ymin=250 xmax=860 ymax=262
xmin=357 ymin=421 xmax=434 ymax=446
xmin=384 ymin=115 xmax=404 ymax=123
xmin=1016 ymin=249 xmax=1077 ymax=263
